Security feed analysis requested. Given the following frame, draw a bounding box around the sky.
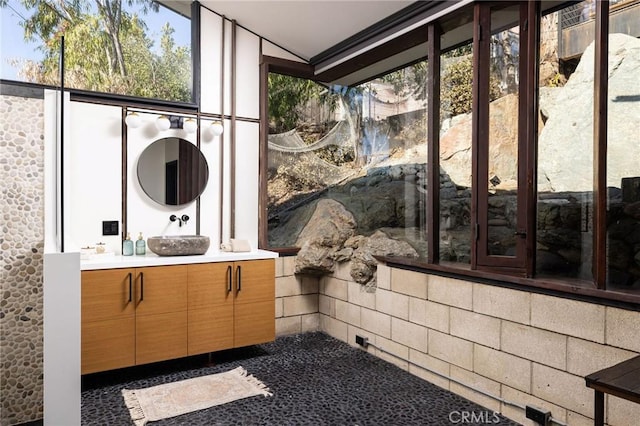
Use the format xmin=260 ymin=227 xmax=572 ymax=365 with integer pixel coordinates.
xmin=0 ymin=0 xmax=191 ymax=81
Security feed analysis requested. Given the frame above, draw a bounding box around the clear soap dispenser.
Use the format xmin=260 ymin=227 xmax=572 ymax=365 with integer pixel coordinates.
xmin=122 ymin=232 xmax=134 ymax=256
xmin=136 ymin=232 xmax=146 ymax=255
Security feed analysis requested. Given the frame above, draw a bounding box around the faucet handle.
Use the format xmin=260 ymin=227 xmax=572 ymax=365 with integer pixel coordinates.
xmin=181 ymin=214 xmax=190 ymax=223
xmin=170 ymin=214 xmax=178 ymax=222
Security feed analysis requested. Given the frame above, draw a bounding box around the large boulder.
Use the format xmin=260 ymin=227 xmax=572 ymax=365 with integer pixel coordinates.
xmin=348 ymin=230 xmax=419 ymax=285
xmin=439 ymin=94 xmax=520 ymax=189
xmin=295 ymin=199 xmax=357 ymax=275
xmin=538 ymin=34 xmax=640 ymax=192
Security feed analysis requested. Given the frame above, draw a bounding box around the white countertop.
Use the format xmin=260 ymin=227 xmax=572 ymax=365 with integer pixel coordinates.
xmin=80 ymin=249 xmax=279 ymax=270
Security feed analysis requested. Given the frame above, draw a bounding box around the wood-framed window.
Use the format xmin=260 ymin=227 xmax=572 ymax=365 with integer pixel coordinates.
xmin=259 ymin=1 xmax=640 ymax=305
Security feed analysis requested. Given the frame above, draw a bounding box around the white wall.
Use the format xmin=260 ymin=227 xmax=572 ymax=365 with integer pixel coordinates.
xmin=126 ymin=112 xmax=200 ymax=242
xmin=66 ymin=102 xmax=122 ymax=254
xmin=63 ymin=4 xmax=306 ymax=254
xmin=200 ymin=10 xmax=224 ymax=115
xmin=235 ymin=26 xmax=260 ymax=119
xmin=199 ymin=118 xmax=223 ymax=248
xmin=44 ymin=252 xmax=81 ymax=426
xmin=234 ymin=121 xmax=260 ymax=249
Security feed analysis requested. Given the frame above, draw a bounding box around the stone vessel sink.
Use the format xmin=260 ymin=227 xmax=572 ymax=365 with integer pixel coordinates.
xmin=147 ymin=235 xmax=210 ymax=256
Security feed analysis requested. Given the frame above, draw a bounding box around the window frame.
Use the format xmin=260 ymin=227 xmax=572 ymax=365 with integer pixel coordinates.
xmin=0 ymin=0 xmax=199 ymax=107
xmin=257 ymin=1 xmax=638 ymax=306
xmin=258 ymin=56 xmax=315 ymax=251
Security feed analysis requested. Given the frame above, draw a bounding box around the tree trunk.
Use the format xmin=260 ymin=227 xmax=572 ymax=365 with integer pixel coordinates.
xmin=96 ymin=0 xmax=127 ymax=78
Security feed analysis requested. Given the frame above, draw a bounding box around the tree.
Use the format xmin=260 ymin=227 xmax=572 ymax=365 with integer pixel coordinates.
xmin=268 ymin=73 xmax=338 ymax=134
xmin=379 ymin=61 xmax=428 ymax=101
xmin=441 ymin=56 xmax=501 ymax=117
xmin=2 ymin=0 xmax=191 ymax=101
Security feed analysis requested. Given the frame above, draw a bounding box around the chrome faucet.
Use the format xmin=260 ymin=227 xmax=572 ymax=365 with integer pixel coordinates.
xmin=169 ymin=214 xmax=190 ymax=227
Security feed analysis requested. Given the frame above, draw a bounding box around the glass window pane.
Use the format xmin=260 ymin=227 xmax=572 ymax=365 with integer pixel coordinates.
xmin=536 ymin=2 xmax=594 ymax=281
xmin=439 ymin=40 xmax=473 ymax=265
xmin=486 ymin=4 xmax=520 ymax=256
xmin=606 ymin=1 xmax=640 ymax=292
xmin=267 ymin=63 xmax=429 ymax=262
xmin=267 ymin=74 xmax=343 ymax=247
xmin=1 ymin=0 xmax=192 ymax=102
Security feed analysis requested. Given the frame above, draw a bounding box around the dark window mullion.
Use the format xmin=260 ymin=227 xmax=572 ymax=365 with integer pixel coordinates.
xmin=525 ymin=0 xmax=541 ymax=278
xmin=426 ymin=23 xmax=441 ymax=264
xmin=471 ymin=2 xmax=491 ymax=269
xmin=593 ymin=0 xmax=610 ymax=289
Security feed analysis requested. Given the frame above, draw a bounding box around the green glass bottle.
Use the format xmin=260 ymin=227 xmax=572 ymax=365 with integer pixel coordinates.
xmin=122 ymin=233 xmax=133 ymax=256
xmin=136 ymin=232 xmax=146 ymax=255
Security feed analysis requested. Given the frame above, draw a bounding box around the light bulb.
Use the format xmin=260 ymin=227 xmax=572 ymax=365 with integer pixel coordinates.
xmin=125 ymin=112 xmax=141 ymax=128
xmin=211 ymin=121 xmax=224 ymax=136
xmin=183 ymin=118 xmax=197 ymax=134
xmin=155 ymin=115 xmax=171 ymax=131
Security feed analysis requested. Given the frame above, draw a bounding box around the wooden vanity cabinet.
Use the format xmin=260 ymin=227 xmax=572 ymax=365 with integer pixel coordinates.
xmin=187 ymin=259 xmax=275 ymax=355
xmin=232 ymin=259 xmax=276 ymax=348
xmin=81 ymin=265 xmax=187 ymax=374
xmin=81 ymin=268 xmax=135 ymax=374
xmin=134 ymin=265 xmax=188 ymax=365
xmin=187 ymin=262 xmax=234 ymax=355
xmin=82 ymin=259 xmax=274 ymax=374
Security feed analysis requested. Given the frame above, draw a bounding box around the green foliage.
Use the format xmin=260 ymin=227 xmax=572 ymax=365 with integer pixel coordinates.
xmin=379 ymin=61 xmax=428 ymax=100
xmin=268 ymin=73 xmax=339 ymax=134
xmin=441 ymin=56 xmax=501 ymax=117
xmin=547 ymin=72 xmax=565 ymax=88
xmin=5 ymin=0 xmax=190 ymax=102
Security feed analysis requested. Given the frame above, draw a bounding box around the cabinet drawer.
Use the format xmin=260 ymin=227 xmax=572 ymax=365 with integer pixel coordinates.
xmin=82 ymin=269 xmax=135 ymax=322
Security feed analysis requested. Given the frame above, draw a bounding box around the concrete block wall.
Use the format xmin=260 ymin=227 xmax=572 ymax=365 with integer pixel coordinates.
xmin=275 ymin=256 xmax=320 ymax=336
xmin=311 ymin=260 xmax=640 ymax=426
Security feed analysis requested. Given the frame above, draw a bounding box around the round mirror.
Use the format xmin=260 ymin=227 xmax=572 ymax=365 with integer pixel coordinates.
xmin=137 ymin=137 xmax=209 ymax=206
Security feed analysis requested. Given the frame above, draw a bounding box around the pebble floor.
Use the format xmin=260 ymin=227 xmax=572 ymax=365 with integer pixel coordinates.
xmin=81 ymin=332 xmax=521 ymax=425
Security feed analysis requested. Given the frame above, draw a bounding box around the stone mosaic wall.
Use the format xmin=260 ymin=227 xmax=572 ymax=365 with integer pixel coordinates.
xmin=1 ymin=94 xmax=45 ymax=425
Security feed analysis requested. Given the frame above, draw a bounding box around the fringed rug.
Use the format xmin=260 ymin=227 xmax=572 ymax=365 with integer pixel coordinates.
xmin=122 ymin=366 xmax=272 ymax=425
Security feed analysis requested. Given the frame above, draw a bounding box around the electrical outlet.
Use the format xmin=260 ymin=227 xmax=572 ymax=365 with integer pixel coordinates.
xmin=355 ymin=335 xmax=369 ymax=348
xmin=525 ymin=405 xmax=551 ymax=426
xmin=102 ymin=221 xmax=119 ymax=236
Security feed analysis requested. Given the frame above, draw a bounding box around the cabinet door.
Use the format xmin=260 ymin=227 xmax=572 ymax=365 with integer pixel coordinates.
xmin=136 ymin=311 xmax=187 ymax=364
xmin=233 ymin=260 xmax=275 ymax=305
xmin=81 ymin=269 xmax=135 ymax=374
xmin=134 ymin=265 xmax=187 ymax=315
xmin=82 ymin=269 xmax=135 ymax=322
xmin=134 ymin=266 xmax=188 ymax=364
xmin=187 ymin=263 xmax=234 ymax=355
xmin=233 ymin=259 xmax=275 ymax=347
xmin=82 ymin=317 xmax=135 ymax=374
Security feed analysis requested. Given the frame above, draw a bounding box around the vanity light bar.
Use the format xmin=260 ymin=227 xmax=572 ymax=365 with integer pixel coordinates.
xmin=124 ymin=108 xmax=224 ymax=136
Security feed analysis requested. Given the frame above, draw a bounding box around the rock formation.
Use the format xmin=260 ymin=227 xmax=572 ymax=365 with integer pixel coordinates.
xmin=294 ymin=199 xmax=357 ymax=275
xmin=538 ymin=33 xmax=640 ymax=192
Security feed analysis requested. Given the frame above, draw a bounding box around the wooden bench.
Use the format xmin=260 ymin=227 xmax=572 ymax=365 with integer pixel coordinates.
xmin=585 ymin=355 xmax=640 ymax=426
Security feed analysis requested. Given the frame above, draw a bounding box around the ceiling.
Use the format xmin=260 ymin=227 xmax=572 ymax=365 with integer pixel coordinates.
xmin=161 ymin=0 xmax=415 ymax=61
xmin=159 ymin=1 xmax=571 ymax=85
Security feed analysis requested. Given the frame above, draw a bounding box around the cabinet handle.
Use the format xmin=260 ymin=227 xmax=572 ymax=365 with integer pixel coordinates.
xmin=140 ymin=272 xmax=144 ymax=302
xmin=236 ymin=265 xmax=242 ymax=293
xmin=128 ymin=273 xmax=132 ymax=302
xmin=227 ymin=265 xmax=232 ymax=293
